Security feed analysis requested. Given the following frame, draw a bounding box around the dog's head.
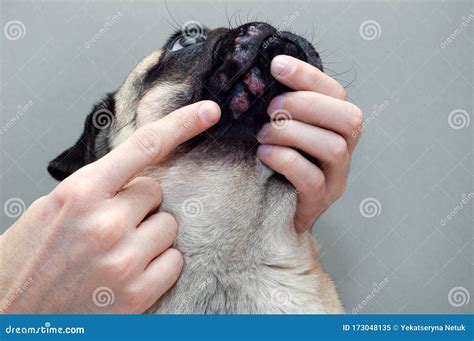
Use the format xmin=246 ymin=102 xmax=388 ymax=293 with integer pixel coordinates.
xmin=48 ymin=22 xmax=322 ymax=181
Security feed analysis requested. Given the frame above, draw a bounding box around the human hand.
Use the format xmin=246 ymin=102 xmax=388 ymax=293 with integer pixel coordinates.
xmin=257 ymin=55 xmax=363 ymax=233
xmin=0 ymin=101 xmax=221 ymax=313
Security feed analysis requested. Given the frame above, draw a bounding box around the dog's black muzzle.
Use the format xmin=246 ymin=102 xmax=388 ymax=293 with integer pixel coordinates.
xmin=196 ymin=22 xmax=322 ymax=147
xmin=204 ymin=22 xmax=321 ymax=130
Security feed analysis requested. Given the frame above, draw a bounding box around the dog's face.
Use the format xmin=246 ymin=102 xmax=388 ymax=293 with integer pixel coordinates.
xmin=48 ymin=22 xmax=322 ymax=181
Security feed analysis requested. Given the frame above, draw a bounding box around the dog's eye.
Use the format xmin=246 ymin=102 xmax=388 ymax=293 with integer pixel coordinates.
xmin=171 ymin=36 xmax=198 ymax=52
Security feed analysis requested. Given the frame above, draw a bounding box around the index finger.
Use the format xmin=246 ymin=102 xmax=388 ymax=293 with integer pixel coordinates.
xmin=271 ymin=55 xmax=346 ymax=100
xmin=90 ymin=101 xmax=220 ymax=193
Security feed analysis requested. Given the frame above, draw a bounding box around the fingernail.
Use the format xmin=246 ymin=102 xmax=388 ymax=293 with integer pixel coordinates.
xmin=257 ymin=124 xmax=270 ymax=141
xmin=271 ymin=55 xmax=294 ymax=77
xmin=198 ymin=102 xmax=220 ymax=123
xmin=267 ymin=95 xmax=285 ymax=115
xmin=257 ymin=144 xmax=273 ymax=157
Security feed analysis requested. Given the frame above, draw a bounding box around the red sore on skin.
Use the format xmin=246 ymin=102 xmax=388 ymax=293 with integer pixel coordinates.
xmin=247 ymin=25 xmax=259 ymax=36
xmin=243 ymin=68 xmax=265 ymax=96
xmin=230 ymin=89 xmax=250 ymax=115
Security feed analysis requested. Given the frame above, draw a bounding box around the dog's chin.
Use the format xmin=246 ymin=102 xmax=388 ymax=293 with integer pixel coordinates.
xmin=201 ymin=25 xmax=309 ymax=146
xmin=224 ymin=38 xmax=306 ymax=120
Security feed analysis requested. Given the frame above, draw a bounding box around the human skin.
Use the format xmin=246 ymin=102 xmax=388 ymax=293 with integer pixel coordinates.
xmin=0 ymin=101 xmax=221 ymax=313
xmin=257 ymin=55 xmax=363 ymax=233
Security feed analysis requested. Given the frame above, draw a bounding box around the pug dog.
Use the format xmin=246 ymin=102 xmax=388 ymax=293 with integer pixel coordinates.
xmin=47 ymin=22 xmax=343 ymax=313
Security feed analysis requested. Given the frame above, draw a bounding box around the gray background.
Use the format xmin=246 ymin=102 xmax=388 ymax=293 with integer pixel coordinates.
xmin=1 ymin=0 xmax=472 ymax=313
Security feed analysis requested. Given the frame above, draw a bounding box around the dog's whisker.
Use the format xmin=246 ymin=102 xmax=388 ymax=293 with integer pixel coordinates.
xmin=164 ymin=0 xmax=183 ymax=31
xmin=237 ymin=10 xmax=243 ymax=27
xmin=224 ymin=4 xmax=233 ymax=30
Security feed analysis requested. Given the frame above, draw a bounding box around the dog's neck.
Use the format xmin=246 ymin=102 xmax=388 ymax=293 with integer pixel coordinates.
xmin=139 ymin=147 xmax=342 ymax=314
xmin=141 ymin=147 xmax=300 ymax=262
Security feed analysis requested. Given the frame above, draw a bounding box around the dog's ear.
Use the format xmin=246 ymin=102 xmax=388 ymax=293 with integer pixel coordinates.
xmin=47 ymin=93 xmax=115 ymax=181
